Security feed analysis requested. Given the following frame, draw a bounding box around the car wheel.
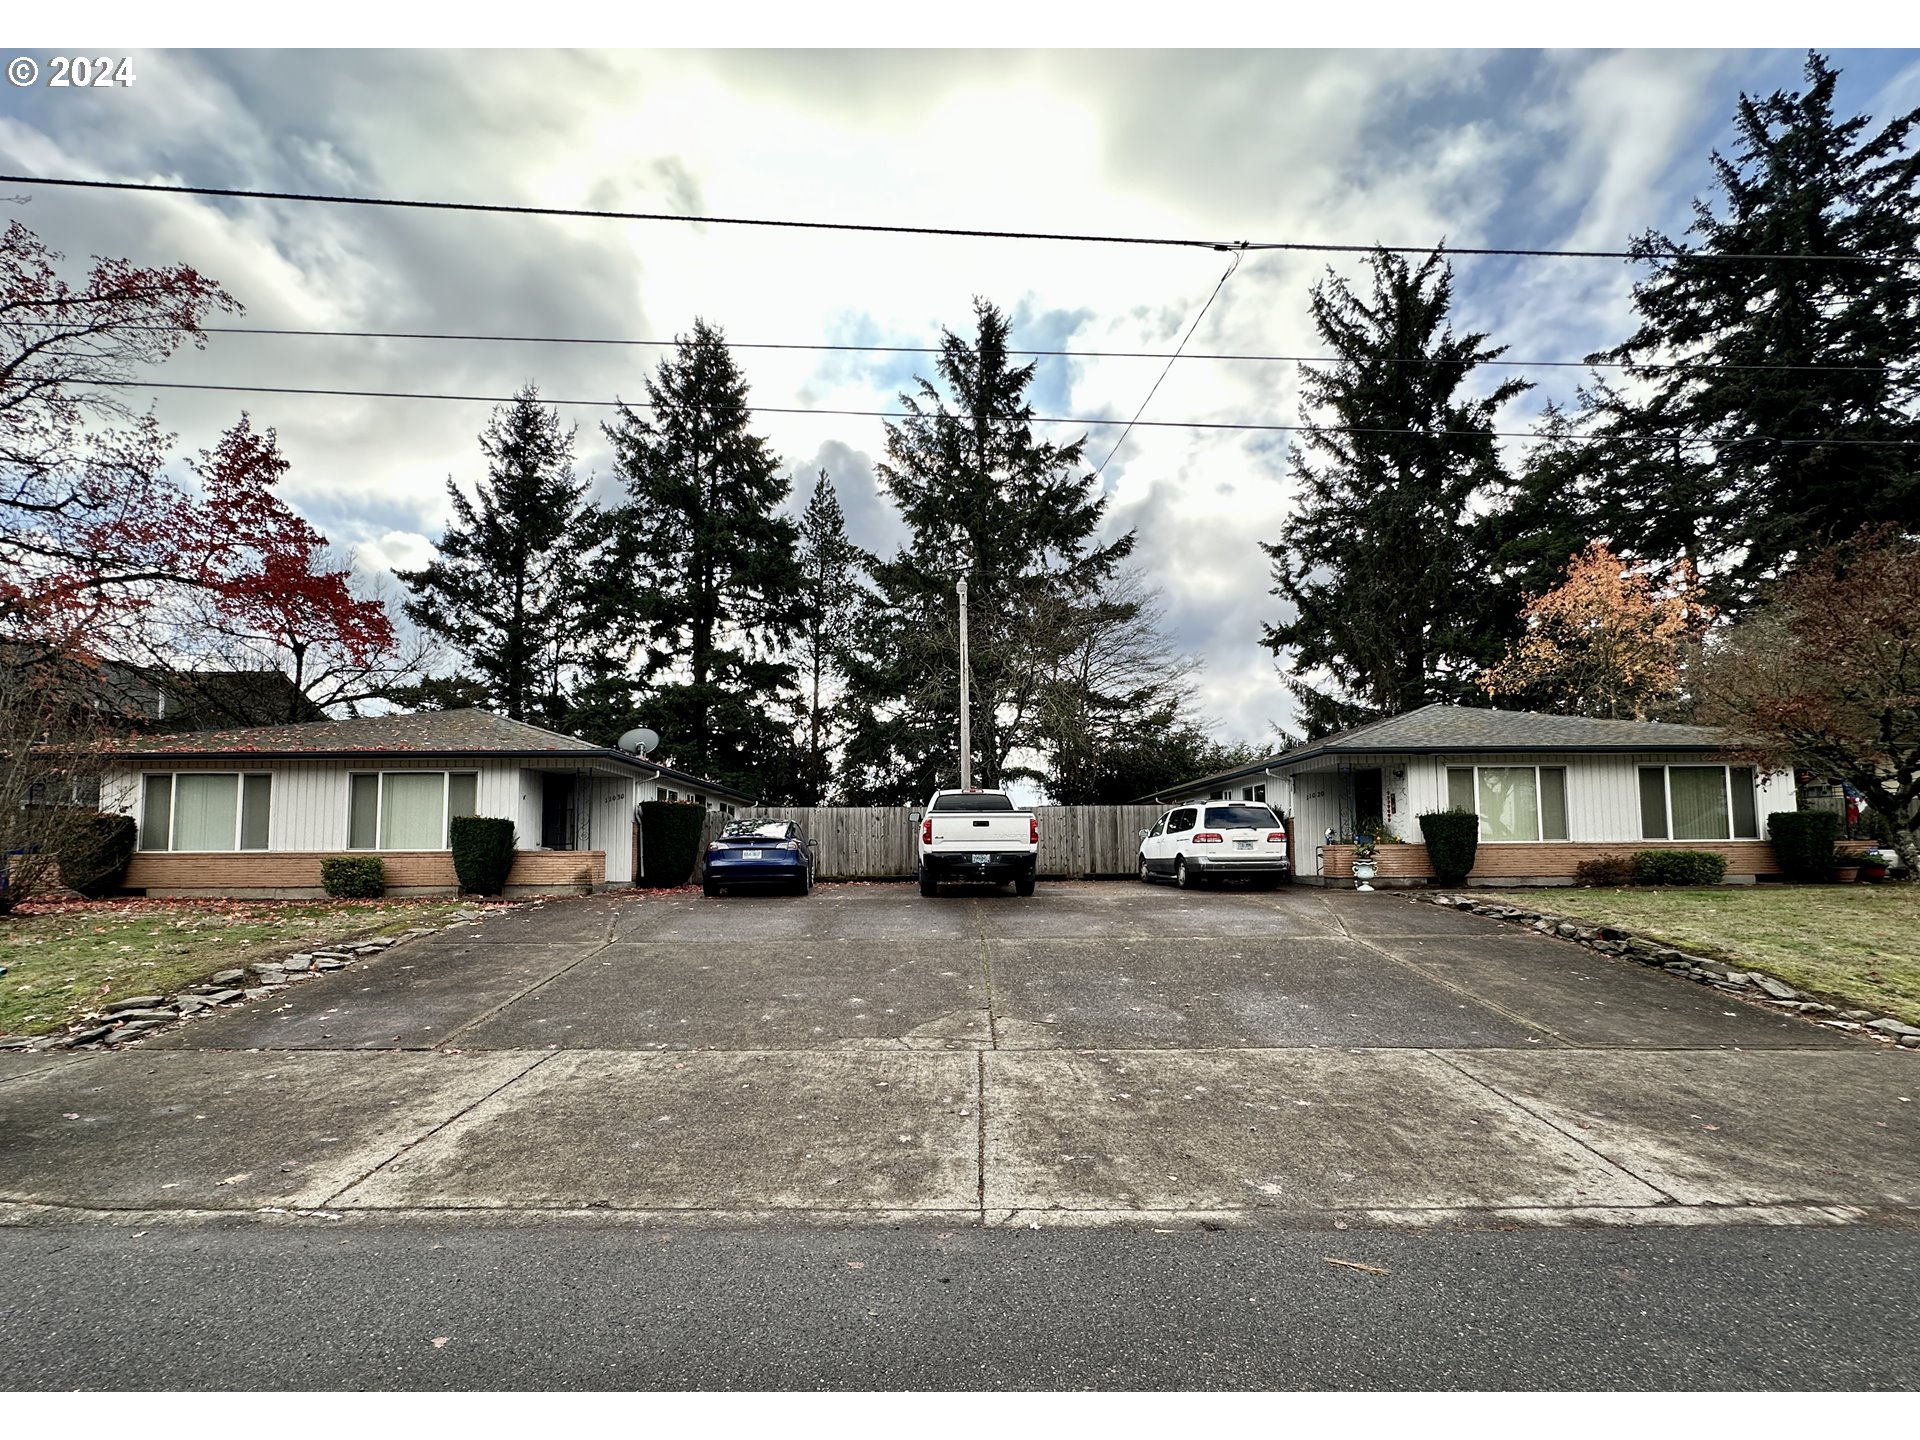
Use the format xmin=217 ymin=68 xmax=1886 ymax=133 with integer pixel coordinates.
xmin=1138 ymin=853 xmax=1152 ymax=884
xmin=1015 ymin=875 xmax=1036 ymax=897
xmin=1176 ymin=856 xmax=1194 ymax=890
xmin=919 ymin=867 xmax=937 ymax=898
xmin=795 ymin=870 xmax=812 ymax=896
xmin=702 ymin=881 xmax=719 ymax=898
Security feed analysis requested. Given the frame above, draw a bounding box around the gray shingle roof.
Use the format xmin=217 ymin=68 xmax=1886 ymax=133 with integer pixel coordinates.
xmin=1137 ymin=703 xmax=1738 ymax=803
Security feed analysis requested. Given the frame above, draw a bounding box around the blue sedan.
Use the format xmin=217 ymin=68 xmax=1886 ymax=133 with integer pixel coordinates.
xmin=702 ymin=820 xmax=816 ymax=897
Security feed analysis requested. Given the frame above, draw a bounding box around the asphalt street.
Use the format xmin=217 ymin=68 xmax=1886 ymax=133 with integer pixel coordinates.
xmin=5 ymin=1220 xmax=1916 ymax=1389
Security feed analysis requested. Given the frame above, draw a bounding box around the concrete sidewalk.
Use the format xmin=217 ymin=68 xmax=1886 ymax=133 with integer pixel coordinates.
xmin=1 ymin=884 xmax=1913 ymax=1228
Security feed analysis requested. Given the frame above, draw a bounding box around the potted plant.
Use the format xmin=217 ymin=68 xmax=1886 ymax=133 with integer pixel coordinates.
xmin=1857 ymin=849 xmax=1891 ymax=883
xmin=1351 ymin=832 xmax=1379 ymax=891
xmin=1832 ymin=851 xmax=1861 ymax=884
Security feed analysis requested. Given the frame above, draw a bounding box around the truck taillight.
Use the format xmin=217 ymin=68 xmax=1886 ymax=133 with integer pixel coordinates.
xmin=1267 ymin=832 xmax=1287 ymax=843
xmin=922 ymin=818 xmax=933 ymax=845
xmin=1193 ymin=832 xmax=1223 ymax=844
xmin=1030 ymin=817 xmax=1039 ymax=845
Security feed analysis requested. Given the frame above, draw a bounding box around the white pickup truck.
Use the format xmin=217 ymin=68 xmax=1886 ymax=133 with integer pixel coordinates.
xmin=916 ymin=788 xmax=1039 ymax=897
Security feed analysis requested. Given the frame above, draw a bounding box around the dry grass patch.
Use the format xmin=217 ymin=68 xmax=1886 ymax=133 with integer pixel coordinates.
xmin=0 ymin=897 xmax=479 ymax=1037
xmin=1484 ymin=884 xmax=1920 ymax=1026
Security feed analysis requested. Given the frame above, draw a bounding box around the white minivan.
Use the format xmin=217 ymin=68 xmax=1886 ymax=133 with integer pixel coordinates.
xmin=1138 ymin=801 xmax=1290 ymax=889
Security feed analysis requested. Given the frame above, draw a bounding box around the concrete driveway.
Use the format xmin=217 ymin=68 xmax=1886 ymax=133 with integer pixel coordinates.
xmin=2 ymin=882 xmax=1913 ymax=1227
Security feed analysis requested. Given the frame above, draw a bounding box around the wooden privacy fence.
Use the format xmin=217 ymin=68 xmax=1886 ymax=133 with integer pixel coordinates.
xmin=699 ymin=805 xmax=1166 ymax=880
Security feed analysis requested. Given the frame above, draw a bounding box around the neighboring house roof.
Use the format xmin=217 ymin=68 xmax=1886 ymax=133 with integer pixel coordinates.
xmin=104 ymin=708 xmax=757 ymax=803
xmin=1135 ymin=703 xmax=1740 ymax=804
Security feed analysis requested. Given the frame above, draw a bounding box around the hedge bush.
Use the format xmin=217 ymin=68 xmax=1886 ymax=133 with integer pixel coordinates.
xmin=1573 ymin=853 xmax=1637 ymax=887
xmin=1768 ymin=810 xmax=1840 ymax=883
xmin=1418 ymin=810 xmax=1480 ymax=886
xmin=320 ymin=855 xmax=385 ymax=899
xmin=640 ymin=800 xmax=706 ymax=887
xmin=57 ymin=812 xmax=137 ymax=898
xmin=1631 ymin=849 xmax=1728 ymax=886
xmin=451 ymin=815 xmax=516 ymax=896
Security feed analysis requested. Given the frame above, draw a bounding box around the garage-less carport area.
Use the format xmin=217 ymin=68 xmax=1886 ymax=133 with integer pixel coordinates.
xmin=1 ymin=883 xmax=1913 ymax=1226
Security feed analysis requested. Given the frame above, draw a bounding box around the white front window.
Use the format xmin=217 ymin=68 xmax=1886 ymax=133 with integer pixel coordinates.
xmin=1445 ymin=765 xmax=1568 ymax=843
xmin=1639 ymin=765 xmax=1758 ymax=841
xmin=139 ymin=772 xmax=272 ymax=852
xmin=347 ymin=771 xmax=479 ymax=850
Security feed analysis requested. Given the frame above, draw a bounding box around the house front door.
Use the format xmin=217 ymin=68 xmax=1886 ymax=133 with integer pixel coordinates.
xmin=541 ymin=773 xmax=578 ymax=850
xmin=1351 ymin=768 xmax=1384 ymax=833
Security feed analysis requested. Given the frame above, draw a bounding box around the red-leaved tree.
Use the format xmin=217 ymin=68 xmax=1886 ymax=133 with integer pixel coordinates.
xmin=1697 ymin=528 xmax=1920 ymax=877
xmin=2 ymin=217 xmax=418 ymax=716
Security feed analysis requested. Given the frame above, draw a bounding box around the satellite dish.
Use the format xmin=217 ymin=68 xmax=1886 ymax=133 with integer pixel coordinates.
xmin=617 ymin=727 xmax=660 ymax=756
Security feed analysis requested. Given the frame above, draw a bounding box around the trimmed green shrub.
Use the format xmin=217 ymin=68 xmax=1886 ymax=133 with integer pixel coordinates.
xmin=1418 ymin=810 xmax=1480 ymax=887
xmin=1768 ymin=810 xmax=1840 ymax=883
xmin=57 ymin=812 xmax=137 ymax=898
xmin=451 ymin=815 xmax=516 ymax=896
xmin=320 ymin=855 xmax=385 ymax=899
xmin=1632 ymin=849 xmax=1728 ymax=886
xmin=1574 ymin=853 xmax=1637 ymax=887
xmin=640 ymin=800 xmax=706 ymax=888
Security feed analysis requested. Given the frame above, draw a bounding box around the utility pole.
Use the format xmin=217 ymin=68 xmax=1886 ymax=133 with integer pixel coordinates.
xmin=957 ymin=577 xmax=972 ymax=789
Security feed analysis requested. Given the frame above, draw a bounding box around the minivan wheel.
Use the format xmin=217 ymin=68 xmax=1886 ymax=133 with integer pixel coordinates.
xmin=1138 ymin=853 xmax=1151 ymax=883
xmin=1176 ymin=857 xmax=1194 ymax=889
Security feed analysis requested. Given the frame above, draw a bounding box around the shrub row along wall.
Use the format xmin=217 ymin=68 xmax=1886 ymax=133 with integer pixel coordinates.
xmin=714 ymin=805 xmax=1167 ymax=880
xmin=1319 ymin=839 xmax=1784 ymax=886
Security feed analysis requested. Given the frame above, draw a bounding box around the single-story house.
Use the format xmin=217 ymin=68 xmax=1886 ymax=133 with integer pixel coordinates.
xmin=1135 ymin=703 xmax=1798 ymax=887
xmin=97 ymin=709 xmax=755 ymax=898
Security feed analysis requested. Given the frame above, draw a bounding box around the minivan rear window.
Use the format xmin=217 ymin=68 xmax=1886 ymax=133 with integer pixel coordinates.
xmin=1205 ymin=805 xmax=1280 ymax=830
xmin=930 ymin=793 xmax=1015 ymax=811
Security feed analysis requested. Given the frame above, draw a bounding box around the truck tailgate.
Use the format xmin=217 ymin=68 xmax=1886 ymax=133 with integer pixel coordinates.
xmin=928 ymin=815 xmax=1031 ymax=848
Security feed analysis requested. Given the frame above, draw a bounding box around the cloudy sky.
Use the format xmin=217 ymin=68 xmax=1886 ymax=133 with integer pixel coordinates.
xmin=5 ymin=38 xmax=1918 ymax=754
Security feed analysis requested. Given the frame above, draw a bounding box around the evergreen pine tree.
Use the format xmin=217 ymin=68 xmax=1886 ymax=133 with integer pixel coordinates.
xmin=838 ymin=298 xmax=1135 ymax=802
xmin=394 ymin=383 xmax=598 ymax=729
xmin=1261 ymin=248 xmax=1527 ymax=736
xmin=787 ymin=470 xmax=862 ymax=804
xmin=1600 ymin=52 xmax=1920 ymax=608
xmin=601 ymin=319 xmax=803 ymax=792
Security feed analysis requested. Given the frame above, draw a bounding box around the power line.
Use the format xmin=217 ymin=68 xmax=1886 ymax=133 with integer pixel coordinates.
xmin=7 ymin=172 xmax=1913 ymax=264
xmin=23 ymin=320 xmax=1918 ymax=374
xmin=1096 ymin=250 xmax=1241 ymax=477
xmin=96 ymin=377 xmax=1920 ymax=447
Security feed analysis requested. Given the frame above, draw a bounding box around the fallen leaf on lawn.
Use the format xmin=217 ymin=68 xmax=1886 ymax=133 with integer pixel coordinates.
xmin=431 ymin=1337 xmax=449 ymax=1348
xmin=846 ymin=1260 xmax=865 ymax=1269
xmin=1324 ymin=1257 xmax=1389 ymax=1275
xmin=217 ymin=1172 xmax=252 ymax=1185
xmin=1702 ymin=1124 xmax=1720 ymax=1131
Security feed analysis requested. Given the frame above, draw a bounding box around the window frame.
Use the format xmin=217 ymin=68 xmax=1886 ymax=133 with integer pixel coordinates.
xmin=1638 ymin=764 xmax=1759 ymax=842
xmin=1443 ymin=763 xmax=1571 ymax=844
xmin=344 ymin=769 xmax=481 ymax=851
xmin=139 ymin=769 xmax=274 ymax=853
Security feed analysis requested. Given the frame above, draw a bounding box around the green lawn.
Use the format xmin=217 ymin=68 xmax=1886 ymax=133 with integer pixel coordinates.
xmin=0 ymin=897 xmax=476 ymax=1038
xmin=1483 ymin=884 xmax=1920 ymax=1026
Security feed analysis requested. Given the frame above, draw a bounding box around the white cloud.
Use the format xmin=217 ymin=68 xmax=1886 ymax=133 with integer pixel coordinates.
xmin=4 ymin=47 xmax=1895 ymax=747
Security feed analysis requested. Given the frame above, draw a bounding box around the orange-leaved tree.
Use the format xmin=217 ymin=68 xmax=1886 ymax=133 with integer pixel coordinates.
xmin=1478 ymin=542 xmax=1711 ymax=720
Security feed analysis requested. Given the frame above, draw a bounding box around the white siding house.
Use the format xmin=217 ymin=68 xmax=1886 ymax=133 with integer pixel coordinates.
xmin=98 ymin=710 xmax=754 ymax=898
xmin=1139 ymin=704 xmax=1800 ymax=887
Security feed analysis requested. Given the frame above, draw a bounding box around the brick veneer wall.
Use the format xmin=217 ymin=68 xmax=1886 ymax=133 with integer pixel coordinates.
xmin=123 ymin=850 xmax=606 ymax=897
xmin=1319 ymin=840 xmax=1782 ymax=885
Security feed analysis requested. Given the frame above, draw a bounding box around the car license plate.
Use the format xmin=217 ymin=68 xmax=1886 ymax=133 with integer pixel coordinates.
xmin=971 ymin=853 xmax=990 ymax=864
xmin=1235 ymin=840 xmax=1254 ymax=850
xmin=743 ymin=849 xmax=763 ymax=860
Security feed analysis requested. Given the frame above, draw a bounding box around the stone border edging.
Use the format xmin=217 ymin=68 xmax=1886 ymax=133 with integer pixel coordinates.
xmin=0 ymin=903 xmax=517 ymax=1053
xmin=1410 ymin=891 xmax=1920 ymax=1049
